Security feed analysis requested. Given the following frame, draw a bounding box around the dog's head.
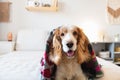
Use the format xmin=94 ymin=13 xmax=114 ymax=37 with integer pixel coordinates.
xmin=48 ymin=25 xmax=90 ymax=65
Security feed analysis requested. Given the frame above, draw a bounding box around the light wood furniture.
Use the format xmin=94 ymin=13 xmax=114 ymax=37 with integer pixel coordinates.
xmin=26 ymin=0 xmax=58 ymax=11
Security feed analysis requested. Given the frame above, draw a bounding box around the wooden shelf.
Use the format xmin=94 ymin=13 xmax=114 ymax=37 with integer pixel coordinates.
xmin=26 ymin=0 xmax=58 ymax=12
xmin=25 ymin=6 xmax=58 ymax=11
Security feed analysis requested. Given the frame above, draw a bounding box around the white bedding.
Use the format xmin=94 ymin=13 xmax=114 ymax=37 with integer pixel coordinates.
xmin=0 ymin=51 xmax=44 ymax=80
xmin=97 ymin=57 xmax=120 ymax=80
xmin=0 ymin=51 xmax=120 ymax=80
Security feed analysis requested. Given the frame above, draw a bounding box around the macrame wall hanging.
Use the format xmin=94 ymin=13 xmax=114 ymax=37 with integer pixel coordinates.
xmin=107 ymin=0 xmax=120 ymax=24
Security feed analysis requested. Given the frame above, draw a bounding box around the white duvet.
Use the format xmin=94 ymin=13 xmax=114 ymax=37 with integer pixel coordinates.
xmin=0 ymin=51 xmax=44 ymax=80
xmin=97 ymin=57 xmax=120 ymax=80
xmin=0 ymin=51 xmax=120 ymax=80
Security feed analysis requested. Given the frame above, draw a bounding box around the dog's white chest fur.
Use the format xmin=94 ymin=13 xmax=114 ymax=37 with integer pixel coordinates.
xmin=56 ymin=61 xmax=87 ymax=80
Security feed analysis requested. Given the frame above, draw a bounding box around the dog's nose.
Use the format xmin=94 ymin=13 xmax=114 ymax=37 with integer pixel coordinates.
xmin=66 ymin=42 xmax=73 ymax=48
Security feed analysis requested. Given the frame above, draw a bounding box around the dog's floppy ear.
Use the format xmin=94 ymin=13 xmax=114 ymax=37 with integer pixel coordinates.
xmin=76 ymin=27 xmax=90 ymax=64
xmin=48 ymin=28 xmax=62 ymax=65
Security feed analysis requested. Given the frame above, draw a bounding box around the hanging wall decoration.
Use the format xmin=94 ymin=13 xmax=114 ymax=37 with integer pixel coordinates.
xmin=107 ymin=0 xmax=120 ymax=24
xmin=0 ymin=2 xmax=11 ymax=22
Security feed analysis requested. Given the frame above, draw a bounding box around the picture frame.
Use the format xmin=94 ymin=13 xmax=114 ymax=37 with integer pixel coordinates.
xmin=0 ymin=2 xmax=11 ymax=22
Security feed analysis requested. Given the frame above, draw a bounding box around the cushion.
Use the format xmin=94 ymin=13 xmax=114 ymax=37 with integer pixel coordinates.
xmin=15 ymin=30 xmax=49 ymax=51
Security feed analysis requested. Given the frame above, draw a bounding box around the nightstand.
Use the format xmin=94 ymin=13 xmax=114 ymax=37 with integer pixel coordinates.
xmin=0 ymin=41 xmax=15 ymax=55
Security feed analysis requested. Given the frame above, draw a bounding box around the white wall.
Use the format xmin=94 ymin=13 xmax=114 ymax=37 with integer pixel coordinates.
xmin=0 ymin=0 xmax=120 ymax=42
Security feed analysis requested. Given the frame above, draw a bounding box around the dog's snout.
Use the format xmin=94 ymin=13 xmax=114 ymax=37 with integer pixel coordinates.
xmin=66 ymin=42 xmax=73 ymax=48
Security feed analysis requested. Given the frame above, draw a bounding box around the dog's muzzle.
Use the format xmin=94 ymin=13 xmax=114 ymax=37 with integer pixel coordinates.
xmin=65 ymin=42 xmax=75 ymax=57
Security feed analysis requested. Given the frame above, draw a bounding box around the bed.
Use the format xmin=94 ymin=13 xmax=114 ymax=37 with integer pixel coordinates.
xmin=97 ymin=57 xmax=120 ymax=80
xmin=0 ymin=30 xmax=120 ymax=80
xmin=0 ymin=51 xmax=43 ymax=80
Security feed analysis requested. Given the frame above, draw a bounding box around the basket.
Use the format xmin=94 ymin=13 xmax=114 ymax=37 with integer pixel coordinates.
xmin=99 ymin=51 xmax=110 ymax=58
xmin=115 ymin=47 xmax=120 ymax=52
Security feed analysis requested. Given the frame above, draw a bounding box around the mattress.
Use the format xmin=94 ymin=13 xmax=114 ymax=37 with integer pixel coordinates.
xmin=0 ymin=51 xmax=120 ymax=80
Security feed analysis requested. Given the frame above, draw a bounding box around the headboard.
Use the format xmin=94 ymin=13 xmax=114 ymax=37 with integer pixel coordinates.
xmin=15 ymin=30 xmax=49 ymax=51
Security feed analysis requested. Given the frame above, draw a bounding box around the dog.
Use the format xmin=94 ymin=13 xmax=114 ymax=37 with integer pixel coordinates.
xmin=48 ymin=25 xmax=91 ymax=80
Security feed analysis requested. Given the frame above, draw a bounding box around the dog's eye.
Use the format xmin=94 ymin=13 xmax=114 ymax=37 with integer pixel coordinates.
xmin=61 ymin=33 xmax=64 ymax=36
xmin=73 ymin=31 xmax=77 ymax=36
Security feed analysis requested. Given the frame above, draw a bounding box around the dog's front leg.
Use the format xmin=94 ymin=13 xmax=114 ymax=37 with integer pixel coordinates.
xmin=75 ymin=74 xmax=87 ymax=80
xmin=55 ymin=75 xmax=65 ymax=80
xmin=55 ymin=72 xmax=65 ymax=80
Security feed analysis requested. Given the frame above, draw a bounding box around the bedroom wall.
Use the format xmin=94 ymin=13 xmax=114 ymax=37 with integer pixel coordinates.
xmin=0 ymin=0 xmax=120 ymax=42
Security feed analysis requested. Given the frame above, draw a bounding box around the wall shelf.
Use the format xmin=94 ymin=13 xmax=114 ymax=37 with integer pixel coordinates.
xmin=26 ymin=6 xmax=58 ymax=11
xmin=92 ymin=42 xmax=120 ymax=65
xmin=26 ymin=0 xmax=58 ymax=12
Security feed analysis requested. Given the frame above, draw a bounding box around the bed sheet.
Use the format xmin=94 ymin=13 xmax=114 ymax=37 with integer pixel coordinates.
xmin=0 ymin=51 xmax=120 ymax=80
xmin=97 ymin=57 xmax=120 ymax=80
xmin=0 ymin=51 xmax=44 ymax=80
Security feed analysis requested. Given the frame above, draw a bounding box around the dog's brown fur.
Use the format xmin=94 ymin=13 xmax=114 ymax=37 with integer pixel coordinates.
xmin=49 ymin=25 xmax=91 ymax=80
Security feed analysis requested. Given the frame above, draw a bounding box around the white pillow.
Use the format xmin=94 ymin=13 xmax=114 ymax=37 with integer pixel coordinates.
xmin=16 ymin=30 xmax=49 ymax=51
